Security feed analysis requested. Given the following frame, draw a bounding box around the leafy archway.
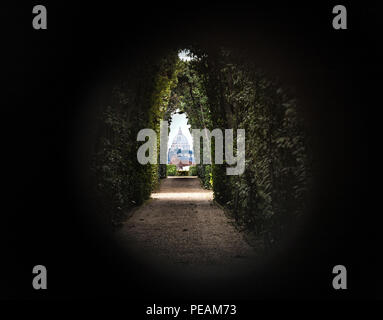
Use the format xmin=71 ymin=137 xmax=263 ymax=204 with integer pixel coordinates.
xmin=89 ymin=45 xmax=311 ymax=248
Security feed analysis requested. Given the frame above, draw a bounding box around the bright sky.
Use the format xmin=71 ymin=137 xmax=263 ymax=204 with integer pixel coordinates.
xmin=168 ymin=49 xmax=194 ymax=153
xmin=178 ymin=49 xmax=193 ymax=62
xmin=168 ymin=110 xmax=193 ymax=150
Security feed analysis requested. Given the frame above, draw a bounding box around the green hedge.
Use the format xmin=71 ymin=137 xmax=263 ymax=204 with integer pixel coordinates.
xmin=173 ymin=47 xmax=311 ymax=245
xmin=90 ymin=52 xmax=179 ymax=227
xmin=188 ymin=165 xmax=198 ymax=176
xmin=196 ymin=164 xmax=213 ymax=189
xmin=166 ymin=164 xmax=177 ymax=176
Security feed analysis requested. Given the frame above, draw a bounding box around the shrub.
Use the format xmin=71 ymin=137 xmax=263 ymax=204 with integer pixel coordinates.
xmin=167 ymin=164 xmax=177 ymax=176
xmin=177 ymin=47 xmax=311 ymax=245
xmin=159 ymin=164 xmax=167 ymax=179
xmin=188 ymin=165 xmax=197 ymax=176
xmin=90 ymin=52 xmax=179 ymax=227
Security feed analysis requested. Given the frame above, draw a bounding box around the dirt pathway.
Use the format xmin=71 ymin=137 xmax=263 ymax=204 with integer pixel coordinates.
xmin=116 ymin=177 xmax=257 ymax=278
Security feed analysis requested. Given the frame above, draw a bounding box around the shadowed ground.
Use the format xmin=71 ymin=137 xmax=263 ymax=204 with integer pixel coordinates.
xmin=116 ymin=176 xmax=257 ymax=279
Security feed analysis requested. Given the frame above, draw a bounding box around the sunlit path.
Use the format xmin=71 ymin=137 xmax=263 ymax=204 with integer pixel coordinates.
xmin=116 ymin=177 xmax=257 ymax=278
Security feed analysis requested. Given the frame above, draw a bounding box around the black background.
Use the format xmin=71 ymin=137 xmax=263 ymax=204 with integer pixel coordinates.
xmin=2 ymin=0 xmax=380 ymax=306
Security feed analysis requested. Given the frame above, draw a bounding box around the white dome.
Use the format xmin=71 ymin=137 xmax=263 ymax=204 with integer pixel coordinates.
xmin=171 ymin=127 xmax=190 ymax=149
xmin=168 ymin=127 xmax=194 ymax=166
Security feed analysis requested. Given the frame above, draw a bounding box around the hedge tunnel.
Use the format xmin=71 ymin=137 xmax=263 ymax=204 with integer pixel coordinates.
xmin=76 ymin=34 xmax=318 ymax=254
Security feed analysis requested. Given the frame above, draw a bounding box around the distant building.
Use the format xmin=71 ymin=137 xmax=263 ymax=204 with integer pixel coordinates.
xmin=168 ymin=127 xmax=194 ymax=170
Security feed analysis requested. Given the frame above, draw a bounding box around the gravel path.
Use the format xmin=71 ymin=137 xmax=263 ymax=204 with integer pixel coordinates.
xmin=116 ymin=177 xmax=257 ymax=278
